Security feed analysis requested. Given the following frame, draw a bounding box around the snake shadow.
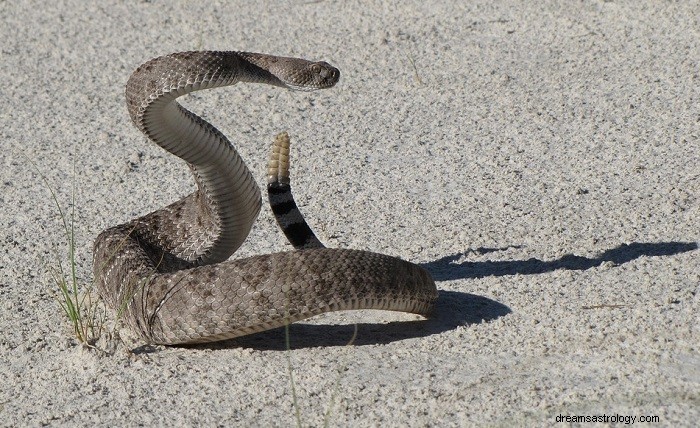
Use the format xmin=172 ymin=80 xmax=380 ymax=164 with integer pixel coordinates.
xmin=422 ymin=241 xmax=698 ymax=281
xmin=206 ymin=290 xmax=506 ymax=351
xmin=203 ymin=240 xmax=696 ymax=351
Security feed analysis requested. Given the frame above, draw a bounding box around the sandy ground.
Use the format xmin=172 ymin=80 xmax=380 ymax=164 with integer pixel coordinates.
xmin=1 ymin=0 xmax=698 ymax=426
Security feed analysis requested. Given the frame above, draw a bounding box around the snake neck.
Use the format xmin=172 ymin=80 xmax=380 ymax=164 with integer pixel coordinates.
xmin=124 ymin=52 xmax=271 ymax=266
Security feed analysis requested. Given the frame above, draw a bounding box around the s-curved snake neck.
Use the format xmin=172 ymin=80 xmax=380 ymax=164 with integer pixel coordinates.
xmin=93 ymin=51 xmax=437 ymax=345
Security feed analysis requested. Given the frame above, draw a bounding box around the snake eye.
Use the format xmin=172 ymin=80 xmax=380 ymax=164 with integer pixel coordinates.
xmin=311 ymin=64 xmax=321 ymax=74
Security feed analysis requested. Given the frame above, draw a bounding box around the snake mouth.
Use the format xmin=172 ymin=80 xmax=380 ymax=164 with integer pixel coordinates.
xmin=285 ymin=84 xmax=324 ymax=92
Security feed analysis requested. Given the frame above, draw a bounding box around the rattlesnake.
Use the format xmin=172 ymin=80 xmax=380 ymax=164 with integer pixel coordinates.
xmin=93 ymin=51 xmax=437 ymax=345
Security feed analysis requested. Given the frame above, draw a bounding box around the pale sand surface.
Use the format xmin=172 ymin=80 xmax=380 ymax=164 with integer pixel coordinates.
xmin=1 ymin=1 xmax=699 ymax=426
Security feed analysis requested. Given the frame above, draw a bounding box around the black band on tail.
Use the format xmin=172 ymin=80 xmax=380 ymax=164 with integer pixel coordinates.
xmin=267 ymin=183 xmax=324 ymax=250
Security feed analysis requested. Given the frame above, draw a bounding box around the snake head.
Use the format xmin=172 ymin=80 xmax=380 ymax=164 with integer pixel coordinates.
xmin=282 ymin=60 xmax=340 ymax=91
xmin=236 ymin=52 xmax=340 ymax=91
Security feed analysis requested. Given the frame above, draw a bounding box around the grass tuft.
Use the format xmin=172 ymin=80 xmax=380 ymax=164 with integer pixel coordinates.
xmin=29 ymin=157 xmax=106 ymax=348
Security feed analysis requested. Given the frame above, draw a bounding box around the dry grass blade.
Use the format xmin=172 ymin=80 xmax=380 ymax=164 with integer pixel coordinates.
xmin=322 ymin=324 xmax=358 ymax=428
xmin=406 ymin=51 xmax=423 ymax=86
xmin=285 ymin=323 xmax=303 ymax=428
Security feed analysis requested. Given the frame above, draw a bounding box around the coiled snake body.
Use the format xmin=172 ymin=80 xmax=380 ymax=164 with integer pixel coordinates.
xmin=94 ymin=51 xmax=437 ymax=345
